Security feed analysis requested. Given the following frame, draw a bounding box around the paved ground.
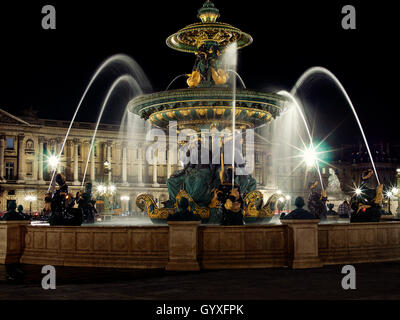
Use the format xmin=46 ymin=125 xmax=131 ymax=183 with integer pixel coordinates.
xmin=0 ymin=262 xmax=399 ymax=300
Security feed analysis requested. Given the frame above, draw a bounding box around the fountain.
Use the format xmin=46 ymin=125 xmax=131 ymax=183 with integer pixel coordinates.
xmin=130 ymin=1 xmax=289 ymax=224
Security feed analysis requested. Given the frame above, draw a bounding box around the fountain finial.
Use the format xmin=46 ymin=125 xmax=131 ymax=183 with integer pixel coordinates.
xmin=198 ymin=0 xmax=220 ymax=23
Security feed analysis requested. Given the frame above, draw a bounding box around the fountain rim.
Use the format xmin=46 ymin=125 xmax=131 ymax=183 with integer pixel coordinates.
xmin=127 ymin=87 xmax=290 ymax=130
xmin=128 ymin=87 xmax=289 ymax=112
xmin=166 ymin=21 xmax=253 ymax=53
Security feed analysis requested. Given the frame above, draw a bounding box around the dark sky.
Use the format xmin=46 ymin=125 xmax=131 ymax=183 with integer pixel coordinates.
xmin=0 ymin=0 xmax=398 ymax=147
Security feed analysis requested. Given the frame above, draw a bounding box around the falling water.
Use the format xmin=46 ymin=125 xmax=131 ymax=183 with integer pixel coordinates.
xmin=278 ymin=90 xmax=324 ymax=189
xmin=48 ymin=54 xmax=151 ymax=191
xmin=226 ymin=69 xmax=246 ymax=89
xmin=221 ymin=42 xmax=238 ymax=187
xmin=165 ymin=74 xmax=188 ymax=91
xmin=291 ymin=66 xmax=380 ymax=185
xmin=81 ymin=75 xmax=144 ymax=187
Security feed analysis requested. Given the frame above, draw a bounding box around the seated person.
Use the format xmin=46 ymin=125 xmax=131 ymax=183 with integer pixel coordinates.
xmin=338 ymin=200 xmax=352 ymax=218
xmin=1 ymin=202 xmax=29 ymax=221
xmin=281 ymin=197 xmax=319 ymax=220
xmin=327 ymin=203 xmax=337 ymax=215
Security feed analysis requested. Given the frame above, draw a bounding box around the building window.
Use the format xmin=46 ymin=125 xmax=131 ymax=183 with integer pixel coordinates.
xmin=78 ymin=145 xmax=81 ymax=156
xmin=26 ymin=161 xmax=33 ymax=176
xmin=5 ymin=162 xmax=14 ymax=180
xmin=94 ymin=145 xmax=97 ymax=157
xmin=110 ymin=147 xmax=113 ymax=159
xmin=43 ymin=143 xmax=48 ymax=155
xmin=6 ymin=137 xmax=14 ymax=149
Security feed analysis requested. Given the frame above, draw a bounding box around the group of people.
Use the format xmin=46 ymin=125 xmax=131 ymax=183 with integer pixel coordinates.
xmin=280 ymin=168 xmax=383 ymax=222
xmin=279 ymin=196 xmax=353 ymax=220
xmin=0 ymin=202 xmax=31 ymax=221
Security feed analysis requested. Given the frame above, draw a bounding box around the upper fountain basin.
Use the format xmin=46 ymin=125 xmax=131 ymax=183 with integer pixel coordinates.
xmin=127 ymin=87 xmax=289 ymax=130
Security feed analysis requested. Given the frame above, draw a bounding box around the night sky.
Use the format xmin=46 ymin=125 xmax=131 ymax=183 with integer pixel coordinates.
xmin=0 ymin=0 xmax=398 ymax=147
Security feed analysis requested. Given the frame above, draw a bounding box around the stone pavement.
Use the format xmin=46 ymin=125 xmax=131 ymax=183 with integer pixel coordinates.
xmin=0 ymin=262 xmax=399 ymax=300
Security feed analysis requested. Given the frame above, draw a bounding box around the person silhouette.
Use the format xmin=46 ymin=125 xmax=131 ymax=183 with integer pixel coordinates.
xmin=281 ymin=197 xmax=319 ymax=220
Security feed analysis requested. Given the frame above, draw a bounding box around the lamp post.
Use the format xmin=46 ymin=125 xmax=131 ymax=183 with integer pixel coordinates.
xmin=96 ymin=184 xmax=116 ymax=211
xmin=120 ymin=195 xmax=130 ymax=215
xmin=286 ymin=195 xmax=291 ymax=211
xmin=390 ymin=186 xmax=399 ymax=216
xmin=97 ymin=160 xmax=117 ymax=212
xmin=397 ymin=169 xmax=400 ymax=215
xmin=24 ymin=195 xmax=37 ymax=214
xmin=387 ymin=191 xmax=393 ymax=214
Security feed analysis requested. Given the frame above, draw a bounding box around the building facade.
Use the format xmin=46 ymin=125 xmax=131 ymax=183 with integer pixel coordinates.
xmin=1 ymin=108 xmax=397 ymax=215
xmin=0 ymin=108 xmax=302 ymax=213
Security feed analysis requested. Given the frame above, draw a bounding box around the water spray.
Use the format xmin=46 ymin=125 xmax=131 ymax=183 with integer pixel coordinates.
xmin=291 ymin=66 xmax=380 ymax=185
xmin=277 ymin=90 xmax=325 ymax=189
xmin=47 ymin=54 xmax=151 ymax=192
xmin=81 ymin=75 xmax=141 ymax=187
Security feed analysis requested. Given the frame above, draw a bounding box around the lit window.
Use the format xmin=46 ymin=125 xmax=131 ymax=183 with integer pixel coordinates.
xmin=5 ymin=162 xmax=14 ymax=180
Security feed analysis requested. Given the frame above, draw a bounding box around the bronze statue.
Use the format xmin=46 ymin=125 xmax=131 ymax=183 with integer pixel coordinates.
xmin=350 ymin=169 xmax=383 ymax=222
xmin=48 ymin=173 xmax=83 ymax=226
xmin=167 ymin=197 xmax=201 ymax=221
xmin=76 ymin=182 xmax=97 ymax=223
xmin=307 ymin=181 xmax=328 ymax=220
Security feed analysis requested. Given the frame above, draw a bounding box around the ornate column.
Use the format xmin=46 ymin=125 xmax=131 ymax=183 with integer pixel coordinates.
xmin=38 ymin=136 xmax=45 ymax=184
xmin=167 ymin=148 xmax=172 ymax=179
xmin=17 ymin=134 xmax=25 ymax=182
xmin=73 ymin=138 xmax=79 ymax=185
xmin=56 ymin=138 xmax=62 ymax=173
xmin=152 ymin=149 xmax=159 ymax=187
xmin=90 ymin=142 xmax=95 ymax=183
xmin=137 ymin=143 xmax=144 ymax=186
xmin=122 ymin=142 xmax=128 ymax=186
xmin=107 ymin=141 xmax=112 ymax=184
xmin=261 ymin=152 xmax=267 ymax=186
xmin=0 ymin=134 xmax=5 ymax=180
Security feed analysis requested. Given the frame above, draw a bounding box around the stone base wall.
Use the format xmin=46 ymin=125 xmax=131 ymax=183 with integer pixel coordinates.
xmin=2 ymin=221 xmax=400 ymax=270
xmin=199 ymin=225 xmax=288 ymax=269
xmin=319 ymin=221 xmax=400 ymax=265
xmin=0 ymin=221 xmax=29 ymax=264
xmin=20 ymin=225 xmax=169 ymax=269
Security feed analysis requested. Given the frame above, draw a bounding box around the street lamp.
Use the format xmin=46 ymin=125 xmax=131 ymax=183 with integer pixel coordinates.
xmin=47 ymin=154 xmax=59 ymax=170
xmin=302 ymin=146 xmax=318 ymax=168
xmin=387 ymin=187 xmax=399 ymax=215
xmin=386 ymin=191 xmax=394 ymax=214
xmin=24 ymin=195 xmax=37 ymax=214
xmin=286 ymin=195 xmax=291 ymax=211
xmin=120 ymin=195 xmax=130 ymax=215
xmin=397 ymin=169 xmax=400 ymax=216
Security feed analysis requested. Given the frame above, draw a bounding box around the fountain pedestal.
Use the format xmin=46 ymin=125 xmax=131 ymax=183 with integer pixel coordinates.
xmin=0 ymin=221 xmax=30 ymax=264
xmin=166 ymin=221 xmax=200 ymax=271
xmin=281 ymin=219 xmax=322 ymax=269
